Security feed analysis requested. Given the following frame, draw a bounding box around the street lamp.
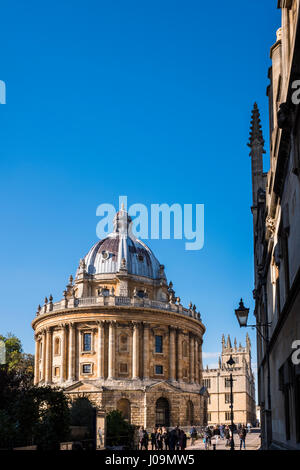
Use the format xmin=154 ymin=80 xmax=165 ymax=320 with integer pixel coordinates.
xmin=234 ymin=298 xmax=272 ymax=448
xmin=235 ymin=298 xmax=249 ymax=328
xmin=226 ymin=355 xmax=235 ymax=451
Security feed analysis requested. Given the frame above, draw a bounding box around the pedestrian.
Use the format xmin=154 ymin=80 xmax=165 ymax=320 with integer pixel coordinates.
xmin=151 ymin=428 xmax=157 ymax=450
xmin=98 ymin=427 xmax=103 ymax=447
xmin=189 ymin=426 xmax=197 ymax=446
xmin=175 ymin=426 xmax=181 ymax=450
xmin=224 ymin=426 xmax=231 ymax=447
xmin=247 ymin=422 xmax=251 ymax=434
xmin=169 ymin=429 xmax=177 ymax=450
xmin=142 ymin=429 xmax=149 ymax=450
xmin=239 ymin=426 xmax=247 ymax=450
xmin=139 ymin=426 xmax=144 ymax=450
xmin=162 ymin=427 xmax=169 ymax=450
xmin=212 ymin=425 xmax=220 ymax=448
xmin=156 ymin=427 xmax=163 ymax=450
xmin=204 ymin=426 xmax=212 ymax=450
xmin=179 ymin=430 xmax=187 ymax=450
xmin=220 ymin=424 xmax=225 ymax=439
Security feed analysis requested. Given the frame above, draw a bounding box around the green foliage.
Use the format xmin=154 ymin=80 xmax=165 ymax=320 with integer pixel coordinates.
xmin=70 ymin=396 xmax=95 ymax=437
xmin=0 ymin=333 xmax=34 ymax=387
xmin=106 ymin=410 xmax=135 ymax=448
xmin=0 ymin=366 xmax=70 ymax=450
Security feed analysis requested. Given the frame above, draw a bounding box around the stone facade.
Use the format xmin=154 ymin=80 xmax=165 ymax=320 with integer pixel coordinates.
xmin=249 ymin=0 xmax=300 ymax=449
xmin=202 ymin=335 xmax=256 ymax=426
xmin=32 ymin=208 xmax=206 ymax=429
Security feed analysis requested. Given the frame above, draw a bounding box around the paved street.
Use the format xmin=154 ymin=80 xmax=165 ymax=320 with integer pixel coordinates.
xmin=186 ymin=429 xmax=261 ymax=451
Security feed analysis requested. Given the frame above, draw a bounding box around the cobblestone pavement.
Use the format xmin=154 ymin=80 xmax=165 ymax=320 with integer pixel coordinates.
xmin=186 ymin=429 xmax=261 ymax=451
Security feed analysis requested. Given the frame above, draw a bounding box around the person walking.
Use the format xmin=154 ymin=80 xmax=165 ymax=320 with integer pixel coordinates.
xmin=141 ymin=429 xmax=149 ymax=450
xmin=212 ymin=425 xmax=220 ymax=448
xmin=162 ymin=427 xmax=169 ymax=450
xmin=169 ymin=428 xmax=177 ymax=451
xmin=220 ymin=424 xmax=225 ymax=439
xmin=156 ymin=428 xmax=163 ymax=450
xmin=239 ymin=426 xmax=247 ymax=450
xmin=204 ymin=426 xmax=212 ymax=450
xmin=138 ymin=427 xmax=144 ymax=450
xmin=151 ymin=428 xmax=157 ymax=450
xmin=190 ymin=426 xmax=197 ymax=446
xmin=247 ymin=422 xmax=251 ymax=434
xmin=224 ymin=426 xmax=231 ymax=447
xmin=179 ymin=430 xmax=187 ymax=450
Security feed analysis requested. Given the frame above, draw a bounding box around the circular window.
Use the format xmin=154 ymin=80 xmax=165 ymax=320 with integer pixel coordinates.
xmin=102 ymin=250 xmax=110 ymax=260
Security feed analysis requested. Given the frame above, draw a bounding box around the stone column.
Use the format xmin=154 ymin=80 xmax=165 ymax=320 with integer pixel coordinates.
xmin=98 ymin=321 xmax=105 ymax=379
xmin=189 ymin=334 xmax=195 ymax=383
xmin=45 ymin=327 xmax=52 ymax=384
xmin=177 ymin=329 xmax=183 ymax=381
xmin=108 ymin=321 xmax=116 ymax=379
xmin=143 ymin=323 xmax=150 ymax=379
xmin=68 ymin=323 xmax=76 ymax=381
xmin=169 ymin=327 xmax=176 ymax=381
xmin=34 ymin=334 xmax=40 ymax=385
xmin=194 ymin=338 xmax=199 ymax=384
xmin=60 ymin=324 xmax=67 ymax=383
xmin=132 ymin=322 xmax=140 ymax=379
xmin=42 ymin=329 xmax=46 ymax=382
xmin=199 ymin=340 xmax=203 ymax=384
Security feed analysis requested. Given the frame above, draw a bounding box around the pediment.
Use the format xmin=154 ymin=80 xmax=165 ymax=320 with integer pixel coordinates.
xmin=64 ymin=381 xmax=103 ymax=393
xmin=146 ymin=380 xmax=180 ymax=393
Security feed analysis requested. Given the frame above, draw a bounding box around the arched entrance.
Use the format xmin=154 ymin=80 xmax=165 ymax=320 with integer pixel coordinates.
xmin=117 ymin=398 xmax=131 ymax=423
xmin=155 ymin=397 xmax=170 ymax=427
xmin=186 ymin=400 xmax=194 ymax=425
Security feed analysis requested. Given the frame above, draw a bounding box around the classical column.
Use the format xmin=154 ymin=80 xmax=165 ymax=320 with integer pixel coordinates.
xmin=68 ymin=323 xmax=76 ymax=381
xmin=34 ymin=334 xmax=40 ymax=385
xmin=108 ymin=321 xmax=116 ymax=379
xmin=177 ymin=329 xmax=183 ymax=381
xmin=42 ymin=329 xmax=46 ymax=382
xmin=199 ymin=340 xmax=203 ymax=384
xmin=194 ymin=338 xmax=199 ymax=384
xmin=98 ymin=321 xmax=105 ymax=379
xmin=60 ymin=325 xmax=67 ymax=383
xmin=169 ymin=327 xmax=176 ymax=381
xmin=132 ymin=322 xmax=140 ymax=379
xmin=189 ymin=334 xmax=195 ymax=383
xmin=143 ymin=323 xmax=150 ymax=379
xmin=45 ymin=327 xmax=52 ymax=384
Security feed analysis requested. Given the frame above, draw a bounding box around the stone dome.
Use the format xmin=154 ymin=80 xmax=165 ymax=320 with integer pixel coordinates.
xmin=78 ymin=207 xmax=166 ymax=280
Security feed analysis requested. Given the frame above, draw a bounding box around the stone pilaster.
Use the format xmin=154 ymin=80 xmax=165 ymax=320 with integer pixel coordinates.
xmin=132 ymin=322 xmax=140 ymax=379
xmin=34 ymin=334 xmax=40 ymax=385
xmin=143 ymin=323 xmax=150 ymax=379
xmin=177 ymin=329 xmax=183 ymax=381
xmin=169 ymin=327 xmax=176 ymax=381
xmin=68 ymin=322 xmax=76 ymax=381
xmin=194 ymin=338 xmax=199 ymax=384
xmin=108 ymin=321 xmax=116 ymax=379
xmin=98 ymin=321 xmax=105 ymax=379
xmin=45 ymin=327 xmax=52 ymax=384
xmin=189 ymin=334 xmax=195 ymax=383
xmin=60 ymin=324 xmax=67 ymax=383
xmin=42 ymin=329 xmax=46 ymax=382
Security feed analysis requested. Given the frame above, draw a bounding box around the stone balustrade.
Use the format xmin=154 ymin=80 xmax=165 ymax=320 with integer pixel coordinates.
xmin=39 ymin=295 xmax=202 ymax=321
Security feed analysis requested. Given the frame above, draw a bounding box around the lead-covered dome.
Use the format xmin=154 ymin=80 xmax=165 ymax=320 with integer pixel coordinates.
xmin=79 ymin=208 xmax=165 ymax=280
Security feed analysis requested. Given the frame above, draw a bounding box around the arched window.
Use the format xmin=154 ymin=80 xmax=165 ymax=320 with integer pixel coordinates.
xmin=119 ymin=334 xmax=129 ymax=352
xmin=182 ymin=341 xmax=188 ymax=357
xmin=155 ymin=397 xmax=170 ymax=427
xmin=54 ymin=337 xmax=60 ymax=355
xmin=117 ymin=398 xmax=131 ymax=422
xmin=186 ymin=400 xmax=194 ymax=425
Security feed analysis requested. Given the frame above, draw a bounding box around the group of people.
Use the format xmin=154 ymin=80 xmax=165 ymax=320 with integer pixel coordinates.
xmin=137 ymin=426 xmax=187 ymax=450
xmin=203 ymin=423 xmax=250 ymax=450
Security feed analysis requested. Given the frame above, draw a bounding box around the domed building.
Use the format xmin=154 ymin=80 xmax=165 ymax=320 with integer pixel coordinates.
xmin=32 ymin=208 xmax=206 ymax=428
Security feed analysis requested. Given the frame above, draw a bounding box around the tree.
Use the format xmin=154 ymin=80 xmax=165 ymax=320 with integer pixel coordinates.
xmin=70 ymin=396 xmax=95 ymax=438
xmin=106 ymin=410 xmax=135 ymax=448
xmin=0 ymin=333 xmax=34 ymax=386
xmin=0 ymin=366 xmax=70 ymax=450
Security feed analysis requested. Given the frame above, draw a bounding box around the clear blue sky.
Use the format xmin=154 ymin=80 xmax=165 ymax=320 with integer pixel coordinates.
xmin=0 ymin=0 xmax=280 ymax=371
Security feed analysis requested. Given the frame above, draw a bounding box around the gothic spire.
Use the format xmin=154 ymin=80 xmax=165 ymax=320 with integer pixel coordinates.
xmin=248 ymin=103 xmax=265 ymax=149
xmin=227 ymin=334 xmax=232 ymax=349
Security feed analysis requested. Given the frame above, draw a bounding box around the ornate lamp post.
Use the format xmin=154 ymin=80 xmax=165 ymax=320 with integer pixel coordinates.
xmin=235 ymin=298 xmax=272 ymax=447
xmin=226 ymin=354 xmax=236 ymax=451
